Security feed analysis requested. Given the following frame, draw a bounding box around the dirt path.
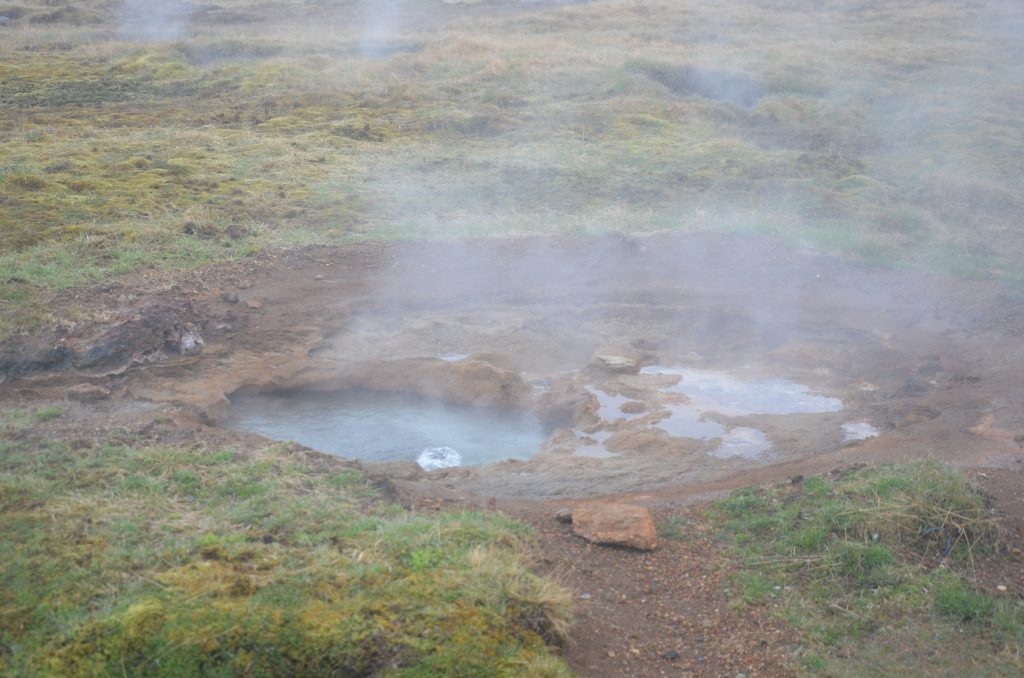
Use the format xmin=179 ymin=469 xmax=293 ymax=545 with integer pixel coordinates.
xmin=402 ymin=484 xmax=798 ymax=678
xmin=406 ymin=467 xmax=1024 ymax=678
xmin=527 ymin=507 xmax=797 ymax=677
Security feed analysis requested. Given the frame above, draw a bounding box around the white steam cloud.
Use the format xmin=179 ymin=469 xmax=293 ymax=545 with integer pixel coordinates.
xmin=359 ymin=0 xmax=406 ymax=58
xmin=118 ymin=0 xmax=194 ymax=42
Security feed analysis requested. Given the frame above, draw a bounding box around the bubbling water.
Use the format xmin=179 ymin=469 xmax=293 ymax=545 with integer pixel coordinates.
xmin=417 ymin=446 xmax=462 ymax=470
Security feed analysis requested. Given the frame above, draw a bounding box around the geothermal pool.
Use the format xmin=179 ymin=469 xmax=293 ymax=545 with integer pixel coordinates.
xmin=221 ymin=389 xmax=550 ymax=470
xmin=3 ymin=231 xmax=1018 ymax=502
xmin=223 ymin=367 xmax=878 ymax=470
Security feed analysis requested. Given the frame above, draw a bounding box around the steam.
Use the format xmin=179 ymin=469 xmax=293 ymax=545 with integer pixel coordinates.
xmin=118 ymin=0 xmax=193 ymax=42
xmin=359 ymin=0 xmax=406 ymax=57
xmin=113 ymin=0 xmax=1024 ymax=348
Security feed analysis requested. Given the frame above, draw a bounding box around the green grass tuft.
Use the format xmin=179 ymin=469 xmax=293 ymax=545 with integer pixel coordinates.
xmin=708 ymin=460 xmax=1023 ymax=674
xmin=32 ymin=406 xmax=63 ymax=422
xmin=934 ymin=574 xmax=996 ymax=623
xmin=656 ymin=514 xmax=690 ymax=541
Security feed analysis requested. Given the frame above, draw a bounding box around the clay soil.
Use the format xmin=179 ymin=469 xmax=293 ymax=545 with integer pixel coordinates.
xmin=4 ymin=231 xmax=1024 ymax=676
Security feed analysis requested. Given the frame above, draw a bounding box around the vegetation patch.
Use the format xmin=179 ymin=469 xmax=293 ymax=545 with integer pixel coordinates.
xmin=0 ymin=419 xmax=572 ymax=676
xmin=2 ymin=0 xmax=1024 ymax=340
xmin=711 ymin=461 xmax=1024 ymax=675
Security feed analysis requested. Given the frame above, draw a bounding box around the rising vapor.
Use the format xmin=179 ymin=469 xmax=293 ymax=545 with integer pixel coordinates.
xmin=118 ymin=0 xmax=193 ymax=41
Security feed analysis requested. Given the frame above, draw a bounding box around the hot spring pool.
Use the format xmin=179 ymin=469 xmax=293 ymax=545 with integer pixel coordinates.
xmin=221 ymin=389 xmax=549 ymax=470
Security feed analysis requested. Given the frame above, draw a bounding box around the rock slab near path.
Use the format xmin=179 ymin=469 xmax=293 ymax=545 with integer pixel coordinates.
xmin=571 ymin=503 xmax=657 ymax=551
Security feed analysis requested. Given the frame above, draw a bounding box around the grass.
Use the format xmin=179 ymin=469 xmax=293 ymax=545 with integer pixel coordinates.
xmin=0 ymin=417 xmax=573 ymax=676
xmin=2 ymin=0 xmax=1024 ymax=338
xmin=31 ymin=406 xmax=63 ymax=422
xmin=656 ymin=514 xmax=690 ymax=542
xmin=710 ymin=460 xmax=1024 ymax=676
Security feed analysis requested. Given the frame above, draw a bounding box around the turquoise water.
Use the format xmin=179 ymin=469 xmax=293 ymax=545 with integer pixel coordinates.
xmin=222 ymin=389 xmax=549 ymax=469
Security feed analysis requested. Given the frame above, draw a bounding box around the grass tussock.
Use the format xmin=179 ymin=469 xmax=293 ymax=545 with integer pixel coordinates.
xmin=712 ymin=460 xmax=1023 ymax=675
xmin=0 ymin=413 xmax=572 ymax=676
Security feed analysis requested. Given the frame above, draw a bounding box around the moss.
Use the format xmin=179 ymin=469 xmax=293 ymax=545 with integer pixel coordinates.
xmin=0 ymin=438 xmax=572 ymax=675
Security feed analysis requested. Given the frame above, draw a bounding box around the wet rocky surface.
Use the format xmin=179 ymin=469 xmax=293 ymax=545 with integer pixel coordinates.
xmin=4 ymin=232 xmax=1024 ymax=503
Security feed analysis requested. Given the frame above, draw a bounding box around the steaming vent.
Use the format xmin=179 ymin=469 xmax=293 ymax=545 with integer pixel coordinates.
xmin=640 ymin=63 xmax=765 ymax=107
xmin=118 ymin=0 xmax=195 ymax=42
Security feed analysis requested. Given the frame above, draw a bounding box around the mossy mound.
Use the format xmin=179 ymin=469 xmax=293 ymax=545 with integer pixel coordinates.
xmin=0 ymin=417 xmax=572 ymax=676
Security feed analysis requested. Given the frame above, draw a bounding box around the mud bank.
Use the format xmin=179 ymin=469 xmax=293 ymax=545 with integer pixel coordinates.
xmin=3 ymin=232 xmax=1024 ymax=501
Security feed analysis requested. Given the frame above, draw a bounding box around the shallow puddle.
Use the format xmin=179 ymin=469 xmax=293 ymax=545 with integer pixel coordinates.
xmin=436 ymin=353 xmax=469 ymax=362
xmin=637 ymin=366 xmax=844 ymax=458
xmin=843 ymin=421 xmax=880 ymax=442
xmin=652 ymin=403 xmax=772 ymax=459
xmin=640 ymin=366 xmax=843 ymax=416
xmin=222 ymin=389 xmax=549 ymax=469
xmin=712 ymin=426 xmax=772 ymax=458
xmin=654 ymin=402 xmax=729 ymax=440
xmin=591 ymin=389 xmax=644 ymax=421
xmin=573 ymin=430 xmax=619 ymax=458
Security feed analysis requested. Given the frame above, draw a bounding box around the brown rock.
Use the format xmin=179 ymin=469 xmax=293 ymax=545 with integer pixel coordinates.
xmin=67 ymin=383 xmax=111 ymax=402
xmin=344 ymin=358 xmax=528 ymax=408
xmin=590 ymin=353 xmax=639 ymax=374
xmin=246 ymin=298 xmax=264 ymax=310
xmin=620 ymin=400 xmax=647 ymax=414
xmin=572 ymin=503 xmax=657 ymax=551
xmin=538 ymin=379 xmax=593 ymax=425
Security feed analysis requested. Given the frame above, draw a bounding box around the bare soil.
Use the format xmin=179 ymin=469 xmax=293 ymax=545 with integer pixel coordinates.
xmin=4 ymin=231 xmax=1024 ymax=675
xmin=525 ymin=503 xmax=799 ymax=677
xmin=411 ymin=491 xmax=802 ymax=677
